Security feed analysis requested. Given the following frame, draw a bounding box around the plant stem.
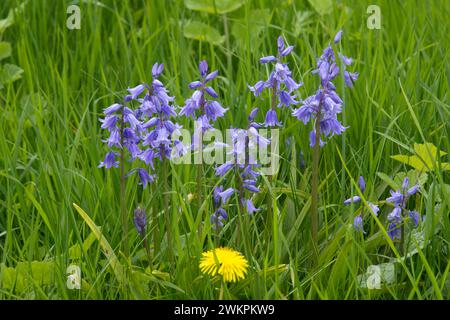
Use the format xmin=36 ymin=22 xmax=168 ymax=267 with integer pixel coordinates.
xmin=119 ymin=106 xmax=129 ymax=257
xmin=162 ymin=156 xmax=173 ymax=265
xmin=219 ymin=279 xmax=225 ymax=300
xmin=311 ymin=114 xmax=321 ymax=263
xmin=151 ymin=182 xmax=159 ymax=256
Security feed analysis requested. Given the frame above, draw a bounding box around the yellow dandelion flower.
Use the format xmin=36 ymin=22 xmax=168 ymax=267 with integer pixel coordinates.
xmin=199 ymin=247 xmax=249 ymax=283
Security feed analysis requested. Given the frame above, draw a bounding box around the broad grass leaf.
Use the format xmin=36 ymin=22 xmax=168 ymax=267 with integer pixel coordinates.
xmin=391 ymin=142 xmax=450 ymax=171
xmin=0 ymin=261 xmax=55 ymax=292
xmin=183 ymin=21 xmax=225 ymax=45
xmin=307 ymin=0 xmax=333 ymax=16
xmin=231 ymin=9 xmax=271 ymax=52
xmin=0 ymin=63 xmax=24 ymax=85
xmin=293 ymin=11 xmax=314 ymax=36
xmin=68 ymin=231 xmax=99 ymax=260
xmin=184 ymin=0 xmax=245 ymax=14
xmin=0 ymin=42 xmax=12 ymax=61
xmin=72 ymin=203 xmax=125 ymax=285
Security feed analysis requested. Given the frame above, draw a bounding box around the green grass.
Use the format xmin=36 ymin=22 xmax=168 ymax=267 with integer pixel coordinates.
xmin=0 ymin=0 xmax=449 ymax=299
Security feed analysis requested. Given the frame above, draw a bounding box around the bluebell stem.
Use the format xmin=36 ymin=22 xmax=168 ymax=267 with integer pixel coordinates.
xmin=292 ymin=30 xmax=358 ymax=257
xmin=215 ymin=109 xmax=268 ymax=244
xmin=181 ymin=60 xmax=227 ymax=238
xmin=386 ymin=177 xmax=420 ymax=253
xmin=344 ymin=176 xmax=379 ymax=234
xmin=99 ymin=95 xmax=145 ymax=256
xmin=126 ymin=62 xmax=182 ymax=263
xmin=248 ymin=36 xmax=301 ymax=128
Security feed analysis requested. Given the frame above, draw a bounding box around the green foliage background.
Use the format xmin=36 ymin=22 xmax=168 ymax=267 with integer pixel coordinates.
xmin=0 ymin=0 xmax=449 ymax=299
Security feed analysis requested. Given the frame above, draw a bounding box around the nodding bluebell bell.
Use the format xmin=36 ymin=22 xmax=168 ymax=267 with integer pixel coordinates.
xmin=215 ymin=109 xmax=269 ymax=216
xmin=344 ymin=176 xmax=379 ymax=233
xmin=99 ymin=62 xmax=183 ymax=189
xmin=248 ymin=36 xmax=301 ymax=127
xmin=292 ymin=30 xmax=357 ymax=147
xmin=180 ymin=60 xmax=227 ymax=131
xmin=386 ymin=177 xmax=420 ymax=240
xmin=210 ymin=186 xmax=234 ymax=230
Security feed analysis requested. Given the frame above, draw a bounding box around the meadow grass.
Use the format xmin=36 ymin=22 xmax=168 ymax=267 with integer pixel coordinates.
xmin=0 ymin=0 xmax=449 ymax=299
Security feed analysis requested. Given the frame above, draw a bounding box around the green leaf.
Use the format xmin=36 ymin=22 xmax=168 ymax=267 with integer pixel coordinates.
xmin=393 ymin=170 xmax=428 ymax=190
xmin=72 ymin=203 xmax=125 ymax=285
xmin=68 ymin=231 xmax=99 ymax=260
xmin=0 ymin=63 xmax=24 ymax=85
xmin=391 ymin=142 xmax=450 ymax=171
xmin=308 ymin=0 xmax=333 ymax=16
xmin=231 ymin=9 xmax=271 ymax=52
xmin=0 ymin=42 xmax=12 ymax=61
xmin=357 ymin=263 xmax=396 ymax=290
xmin=0 ymin=261 xmax=55 ymax=292
xmin=293 ymin=11 xmax=315 ymax=36
xmin=184 ymin=0 xmax=245 ymax=14
xmin=183 ymin=21 xmax=225 ymax=45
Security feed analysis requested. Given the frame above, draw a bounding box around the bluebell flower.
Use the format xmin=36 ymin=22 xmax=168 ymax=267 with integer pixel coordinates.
xmin=385 ymin=177 xmax=421 ymax=240
xmin=249 ymin=36 xmax=301 ymax=127
xmin=353 ymin=215 xmax=365 ymax=234
xmin=98 ymin=151 xmax=119 ymax=169
xmin=211 ymin=186 xmax=234 ymax=230
xmin=180 ymin=60 xmax=227 ymax=129
xmin=133 ymin=207 xmax=147 ymax=236
xmin=293 ymin=30 xmax=357 ymax=147
xmin=388 ymin=222 xmax=401 ymax=241
xmin=344 ymin=176 xmax=379 ymax=233
xmin=409 ymin=210 xmax=420 ymax=227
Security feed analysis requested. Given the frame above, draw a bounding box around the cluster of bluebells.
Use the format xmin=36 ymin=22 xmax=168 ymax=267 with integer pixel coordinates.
xmin=211 ymin=186 xmax=234 ymax=230
xmin=180 ymin=60 xmax=227 ymax=134
xmin=215 ymin=109 xmax=269 ymax=220
xmin=343 ymin=176 xmax=380 ymax=234
xmin=386 ymin=177 xmax=420 ymax=240
xmin=292 ymin=30 xmax=358 ymax=147
xmin=249 ymin=36 xmax=301 ymax=127
xmin=99 ymin=62 xmax=183 ymax=188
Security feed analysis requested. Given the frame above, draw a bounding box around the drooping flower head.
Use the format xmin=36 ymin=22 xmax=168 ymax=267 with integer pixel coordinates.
xmin=292 ymin=30 xmax=358 ymax=147
xmin=199 ymin=247 xmax=249 ymax=282
xmin=248 ymin=36 xmax=301 ymax=127
xmin=385 ymin=177 xmax=420 ymax=240
xmin=180 ymin=60 xmax=227 ymax=131
xmin=214 ymin=115 xmax=269 ymax=215
xmin=344 ymin=176 xmax=379 ymax=233
xmin=125 ymin=62 xmax=184 ymax=186
xmin=210 ymin=186 xmax=234 ymax=230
